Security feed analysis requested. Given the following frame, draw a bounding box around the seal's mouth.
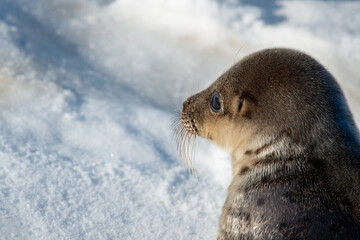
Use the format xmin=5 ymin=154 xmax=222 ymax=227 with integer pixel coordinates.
xmin=173 ymin=115 xmax=197 ymax=176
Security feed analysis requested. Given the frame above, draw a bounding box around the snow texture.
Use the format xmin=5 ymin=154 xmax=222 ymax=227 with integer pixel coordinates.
xmin=0 ymin=0 xmax=359 ymax=239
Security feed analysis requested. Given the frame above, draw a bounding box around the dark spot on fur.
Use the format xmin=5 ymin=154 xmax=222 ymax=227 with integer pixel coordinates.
xmin=278 ymin=222 xmax=288 ymax=230
xmin=244 ymin=212 xmax=251 ymax=222
xmin=253 ymin=158 xmax=273 ymax=167
xmin=257 ymin=198 xmax=265 ymax=206
xmin=254 ymin=133 xmax=285 ymax=155
xmin=254 ymin=141 xmax=274 ymax=155
xmin=239 ymin=211 xmax=251 ymax=223
xmin=239 ymin=166 xmax=250 ymax=175
xmin=284 ymin=190 xmax=297 ymax=203
xmin=244 ymin=150 xmax=253 ymax=155
xmin=241 ymin=91 xmax=258 ymax=105
xmin=254 ymin=146 xmax=263 ymax=155
xmin=234 ymin=89 xmax=240 ymax=95
xmin=261 ymin=175 xmax=270 ymax=184
xmin=227 ymin=206 xmax=232 ymax=212
xmin=282 ymin=129 xmax=292 ymax=138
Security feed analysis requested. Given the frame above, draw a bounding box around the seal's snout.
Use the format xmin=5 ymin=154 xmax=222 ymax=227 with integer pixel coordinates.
xmin=182 ymin=97 xmax=192 ymax=113
xmin=180 ymin=99 xmax=188 ymax=122
xmin=180 ymin=96 xmax=200 ymax=135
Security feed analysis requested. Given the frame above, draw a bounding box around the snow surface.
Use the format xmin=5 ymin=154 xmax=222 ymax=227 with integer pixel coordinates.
xmin=0 ymin=0 xmax=359 ymax=239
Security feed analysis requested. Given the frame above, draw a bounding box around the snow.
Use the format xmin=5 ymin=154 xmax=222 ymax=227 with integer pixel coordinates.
xmin=0 ymin=0 xmax=359 ymax=239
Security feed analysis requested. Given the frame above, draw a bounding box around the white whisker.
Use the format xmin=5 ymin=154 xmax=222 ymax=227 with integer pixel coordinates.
xmin=172 ymin=115 xmax=197 ymax=176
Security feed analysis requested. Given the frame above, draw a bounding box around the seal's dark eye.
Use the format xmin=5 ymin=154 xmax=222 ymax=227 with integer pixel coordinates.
xmin=210 ymin=91 xmax=221 ymax=113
